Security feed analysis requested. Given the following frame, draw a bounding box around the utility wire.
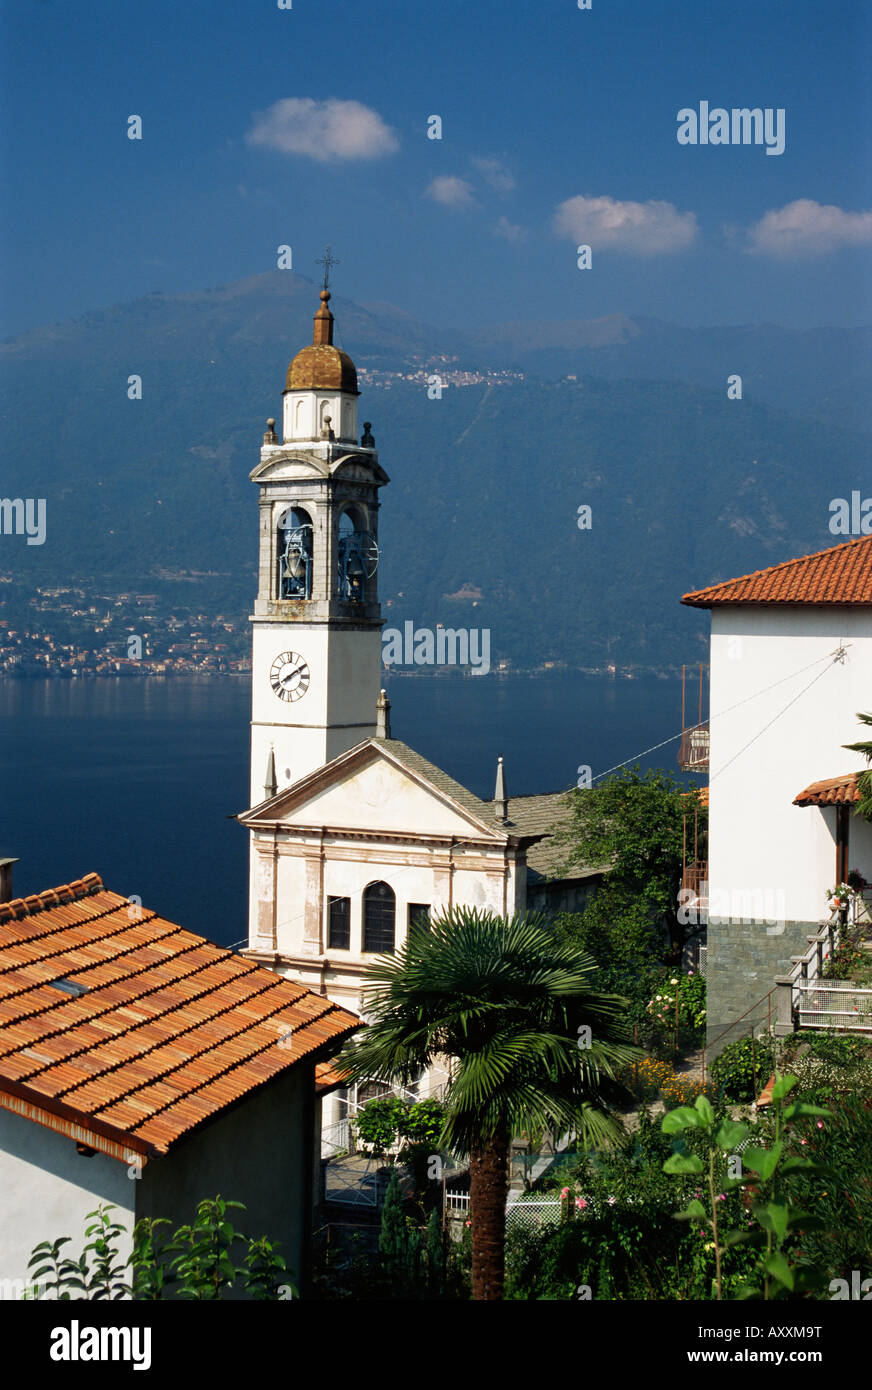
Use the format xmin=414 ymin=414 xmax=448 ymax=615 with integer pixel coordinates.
xmin=710 ymin=647 xmax=845 ymax=784
xmin=592 ymin=644 xmax=850 ymax=784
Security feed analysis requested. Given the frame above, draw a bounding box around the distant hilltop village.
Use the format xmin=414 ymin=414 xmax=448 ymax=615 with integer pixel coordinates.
xmin=358 ymin=363 xmax=525 ymax=389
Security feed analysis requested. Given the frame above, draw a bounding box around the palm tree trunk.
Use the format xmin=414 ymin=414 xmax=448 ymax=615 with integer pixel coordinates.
xmin=468 ymin=1121 xmax=509 ymax=1300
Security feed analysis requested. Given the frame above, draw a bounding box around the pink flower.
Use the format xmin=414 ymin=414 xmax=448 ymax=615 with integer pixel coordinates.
xmin=561 ymin=1187 xmax=570 ymax=1197
xmin=800 ymin=1139 xmax=807 ymax=1145
xmin=816 ymin=1121 xmax=824 ymax=1129
xmin=607 ymin=1196 xmax=616 ymax=1206
xmin=576 ymin=1198 xmax=588 ymax=1210
xmin=464 ymin=1219 xmax=471 ymax=1227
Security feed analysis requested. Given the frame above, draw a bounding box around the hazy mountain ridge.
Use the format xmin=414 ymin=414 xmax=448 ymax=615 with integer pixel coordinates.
xmin=1 ymin=272 xmax=868 ymax=669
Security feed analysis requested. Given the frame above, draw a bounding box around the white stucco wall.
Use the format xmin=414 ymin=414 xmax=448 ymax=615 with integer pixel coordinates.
xmin=283 ymin=390 xmax=358 ymax=444
xmin=708 ymin=605 xmax=872 ymax=925
xmin=0 ymin=1065 xmax=314 ymax=1300
xmin=0 ymin=1108 xmax=135 ymax=1296
xmin=247 ymin=752 xmax=525 ymax=1011
xmin=250 ymin=623 xmax=380 ymax=800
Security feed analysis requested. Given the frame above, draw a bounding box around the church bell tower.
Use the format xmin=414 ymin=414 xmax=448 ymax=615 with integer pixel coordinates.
xmin=248 ymin=277 xmax=389 ymax=805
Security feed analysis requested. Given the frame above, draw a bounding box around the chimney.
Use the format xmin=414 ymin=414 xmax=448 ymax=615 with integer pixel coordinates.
xmin=493 ymin=756 xmax=508 ymax=823
xmin=0 ymin=858 xmax=19 ymax=904
xmin=376 ymin=689 xmax=391 ymax=739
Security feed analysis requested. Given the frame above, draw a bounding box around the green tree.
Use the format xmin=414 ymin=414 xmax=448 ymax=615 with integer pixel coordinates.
xmin=424 ymin=1208 xmax=446 ymax=1297
xmin=550 ymin=766 xmax=706 ymax=958
xmin=336 ymin=906 xmax=639 ymax=1301
xmin=844 ymin=711 xmax=872 ymax=821
xmin=378 ymin=1171 xmax=409 ymax=1279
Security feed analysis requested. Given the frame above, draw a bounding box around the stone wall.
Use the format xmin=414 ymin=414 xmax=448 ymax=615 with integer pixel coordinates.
xmin=705 ymin=917 xmax=819 ymax=1054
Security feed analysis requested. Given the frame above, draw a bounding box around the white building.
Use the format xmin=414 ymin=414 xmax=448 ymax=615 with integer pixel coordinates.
xmin=239 ymin=286 xmax=602 ymax=1125
xmin=0 ymin=873 xmax=359 ymax=1296
xmin=682 ymin=535 xmax=872 ymax=1045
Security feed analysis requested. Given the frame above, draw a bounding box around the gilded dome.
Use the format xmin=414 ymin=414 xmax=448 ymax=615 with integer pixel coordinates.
xmin=285 ymin=289 xmax=359 ymax=395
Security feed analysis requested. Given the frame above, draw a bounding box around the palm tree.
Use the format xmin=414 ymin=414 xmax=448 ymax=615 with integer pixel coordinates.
xmin=336 ymin=906 xmax=640 ymax=1301
xmin=844 ymin=711 xmax=872 ymax=821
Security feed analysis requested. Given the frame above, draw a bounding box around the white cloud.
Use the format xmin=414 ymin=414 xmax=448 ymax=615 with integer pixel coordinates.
xmin=747 ymin=199 xmax=872 ymax=256
xmin=246 ymin=98 xmax=398 ymax=161
xmin=425 ymin=175 xmax=477 ymax=209
xmin=553 ymin=194 xmax=697 ymax=254
xmin=493 ymin=216 xmax=527 ymax=244
xmin=472 ymin=157 xmax=515 ymax=194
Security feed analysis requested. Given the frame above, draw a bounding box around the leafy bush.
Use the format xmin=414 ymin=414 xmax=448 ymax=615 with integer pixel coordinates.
xmin=709 ymin=1036 xmax=774 ymax=1102
xmin=508 ymin=1113 xmax=754 ymax=1300
xmin=647 ymin=971 xmax=706 ymax=1033
xmin=779 ymin=1030 xmax=872 ymax=1068
xmin=660 ymin=1081 xmax=830 ymax=1300
xmin=28 ymin=1197 xmax=293 ymax=1301
xmin=353 ymin=1096 xmax=448 ymax=1170
xmin=765 ymin=1044 xmax=872 ymax=1284
xmin=823 ymin=940 xmax=872 ymax=985
xmin=353 ymin=1096 xmax=410 ymax=1156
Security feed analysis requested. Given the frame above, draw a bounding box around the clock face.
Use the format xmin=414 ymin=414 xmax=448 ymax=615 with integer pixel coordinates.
xmin=270 ymin=650 xmax=310 ymax=702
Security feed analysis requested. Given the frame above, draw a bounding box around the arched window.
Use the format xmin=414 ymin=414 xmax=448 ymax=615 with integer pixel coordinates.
xmin=337 ymin=509 xmax=379 ymax=603
xmin=363 ymin=881 xmax=395 ymax=954
xmin=278 ymin=506 xmax=313 ymax=599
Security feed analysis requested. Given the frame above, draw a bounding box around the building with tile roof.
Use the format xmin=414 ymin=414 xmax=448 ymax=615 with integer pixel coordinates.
xmin=0 ymin=873 xmax=359 ymax=1296
xmin=680 ymin=536 xmax=872 ymax=1050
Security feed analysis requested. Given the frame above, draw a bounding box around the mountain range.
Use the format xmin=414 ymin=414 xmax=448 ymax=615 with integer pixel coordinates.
xmin=1 ymin=271 xmax=869 ymax=670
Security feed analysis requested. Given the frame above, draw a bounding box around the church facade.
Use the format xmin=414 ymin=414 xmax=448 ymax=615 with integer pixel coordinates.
xmin=239 ymin=287 xmax=602 ymax=1032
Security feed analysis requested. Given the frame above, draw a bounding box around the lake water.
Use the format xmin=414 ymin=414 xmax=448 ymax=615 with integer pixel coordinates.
xmin=0 ymin=672 xmax=687 ymax=946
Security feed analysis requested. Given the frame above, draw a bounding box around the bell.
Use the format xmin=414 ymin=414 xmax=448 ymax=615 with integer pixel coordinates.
xmin=287 ymin=546 xmax=305 ymax=579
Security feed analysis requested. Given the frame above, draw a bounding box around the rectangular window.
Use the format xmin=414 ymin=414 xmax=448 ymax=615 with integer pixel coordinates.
xmin=408 ymin=903 xmax=431 ymax=939
xmin=328 ymin=896 xmax=351 ymax=950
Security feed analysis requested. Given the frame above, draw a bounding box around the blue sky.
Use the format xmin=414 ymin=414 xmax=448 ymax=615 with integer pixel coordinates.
xmin=1 ymin=0 xmax=870 ymax=336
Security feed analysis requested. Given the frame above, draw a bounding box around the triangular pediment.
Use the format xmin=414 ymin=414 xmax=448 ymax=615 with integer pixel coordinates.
xmin=240 ymin=740 xmax=507 ymax=841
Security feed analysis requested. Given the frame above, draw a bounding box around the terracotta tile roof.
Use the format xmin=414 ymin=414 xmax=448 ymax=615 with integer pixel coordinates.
xmin=793 ymin=773 xmax=861 ymax=806
xmin=315 ymin=1060 xmax=351 ymax=1095
xmin=681 ymin=535 xmax=872 ymax=608
xmin=0 ymin=874 xmax=360 ymax=1160
xmin=682 ymin=787 xmax=709 ymax=808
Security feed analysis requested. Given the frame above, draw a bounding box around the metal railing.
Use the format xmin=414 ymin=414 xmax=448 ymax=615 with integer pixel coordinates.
xmin=797 ymin=981 xmax=872 ymax=1033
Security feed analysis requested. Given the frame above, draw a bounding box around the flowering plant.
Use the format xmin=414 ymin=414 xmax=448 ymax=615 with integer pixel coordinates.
xmin=646 ymin=971 xmax=706 ymax=1031
xmin=826 ymin=883 xmax=857 ymax=912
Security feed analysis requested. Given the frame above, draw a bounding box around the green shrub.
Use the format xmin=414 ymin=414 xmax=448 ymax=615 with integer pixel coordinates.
xmin=779 ymin=1030 xmax=872 ymax=1068
xmin=709 ymin=1036 xmax=774 ymax=1102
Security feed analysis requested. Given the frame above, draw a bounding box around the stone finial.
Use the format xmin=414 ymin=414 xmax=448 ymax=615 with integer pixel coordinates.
xmin=361 ymin=421 xmax=375 ymax=447
xmin=493 ymin=754 xmax=508 ymax=822
xmin=264 ymin=745 xmax=277 ymax=800
xmin=263 ymin=418 xmax=278 ymax=445
xmin=320 ymin=413 xmax=335 ymax=441
xmin=376 ymin=688 xmax=391 ymax=739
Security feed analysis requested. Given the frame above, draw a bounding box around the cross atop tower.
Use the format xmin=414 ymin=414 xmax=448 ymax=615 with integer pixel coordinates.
xmin=315 ymin=245 xmax=340 ymax=292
